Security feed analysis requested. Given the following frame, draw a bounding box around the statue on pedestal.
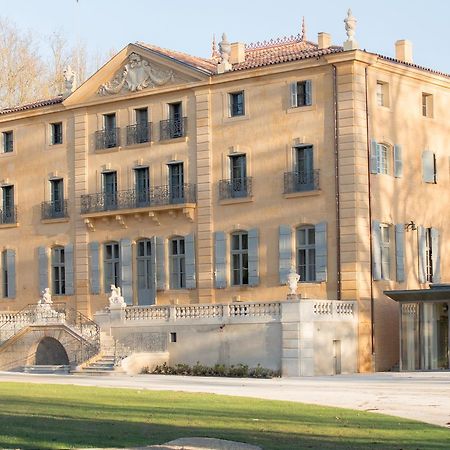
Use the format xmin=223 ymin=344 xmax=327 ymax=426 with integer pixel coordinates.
xmin=109 ymin=285 xmax=126 ymax=309
xmin=286 ymin=266 xmax=300 ymax=300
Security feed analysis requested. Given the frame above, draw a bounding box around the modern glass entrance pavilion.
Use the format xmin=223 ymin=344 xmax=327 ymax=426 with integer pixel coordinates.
xmin=385 ymin=284 xmax=449 ymax=371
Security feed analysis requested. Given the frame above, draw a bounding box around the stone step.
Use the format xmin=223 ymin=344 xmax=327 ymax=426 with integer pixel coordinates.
xmin=24 ymin=365 xmax=70 ymax=374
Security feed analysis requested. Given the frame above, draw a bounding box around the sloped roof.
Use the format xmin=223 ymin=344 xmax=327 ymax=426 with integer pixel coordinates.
xmin=0 ymin=96 xmax=63 ymax=116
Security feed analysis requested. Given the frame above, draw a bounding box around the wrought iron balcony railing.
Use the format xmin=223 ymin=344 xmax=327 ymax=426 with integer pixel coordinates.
xmin=126 ymin=122 xmax=151 ymax=145
xmin=159 ymin=117 xmax=187 ymax=140
xmin=81 ymin=184 xmax=196 ymax=214
xmin=41 ymin=200 xmax=68 ymax=220
xmin=0 ymin=207 xmax=17 ymax=224
xmin=219 ymin=177 xmax=253 ymax=200
xmin=95 ymin=128 xmax=120 ymax=150
xmin=284 ymin=170 xmax=319 ymax=194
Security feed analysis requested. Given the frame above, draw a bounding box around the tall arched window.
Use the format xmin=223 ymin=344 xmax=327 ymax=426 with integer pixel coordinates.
xmin=52 ymin=246 xmax=65 ymax=295
xmin=296 ymin=226 xmax=316 ymax=282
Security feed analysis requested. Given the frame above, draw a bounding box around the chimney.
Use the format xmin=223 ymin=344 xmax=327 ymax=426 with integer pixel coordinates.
xmin=395 ymin=40 xmax=413 ymax=63
xmin=230 ymin=42 xmax=245 ymax=64
xmin=318 ymin=32 xmax=331 ymax=49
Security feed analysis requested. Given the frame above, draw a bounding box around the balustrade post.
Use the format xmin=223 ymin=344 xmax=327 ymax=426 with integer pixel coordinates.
xmin=169 ymin=305 xmax=176 ymax=323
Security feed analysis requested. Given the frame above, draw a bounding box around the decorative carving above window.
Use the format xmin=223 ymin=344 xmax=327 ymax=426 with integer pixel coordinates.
xmin=98 ymin=53 xmax=174 ymax=95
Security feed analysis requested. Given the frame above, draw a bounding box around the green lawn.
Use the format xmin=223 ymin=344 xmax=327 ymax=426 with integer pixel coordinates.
xmin=0 ymin=382 xmax=448 ymax=449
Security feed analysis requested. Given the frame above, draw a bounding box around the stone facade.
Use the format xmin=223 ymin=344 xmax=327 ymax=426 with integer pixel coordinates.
xmin=0 ymin=25 xmax=449 ymax=373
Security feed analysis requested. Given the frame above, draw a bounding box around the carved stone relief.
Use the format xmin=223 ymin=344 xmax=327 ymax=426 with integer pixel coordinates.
xmin=98 ymin=53 xmax=175 ymax=95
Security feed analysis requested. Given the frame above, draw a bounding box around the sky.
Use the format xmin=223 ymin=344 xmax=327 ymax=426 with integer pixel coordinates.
xmin=1 ymin=0 xmax=449 ymax=75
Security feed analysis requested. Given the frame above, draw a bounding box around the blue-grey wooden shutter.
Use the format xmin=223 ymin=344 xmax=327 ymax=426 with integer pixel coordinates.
xmin=155 ymin=237 xmax=166 ymax=291
xmin=64 ymin=244 xmax=74 ymax=295
xmin=370 ymin=140 xmax=379 ymax=174
xmin=38 ymin=246 xmax=48 ymax=293
xmin=6 ymin=249 xmax=15 ymax=298
xmin=417 ymin=226 xmax=426 ymax=283
xmin=185 ymin=233 xmax=196 ymax=289
xmin=394 ymin=144 xmax=403 ymax=178
xmin=315 ymin=222 xmax=327 ymax=282
xmin=290 ymin=82 xmax=298 ymax=107
xmin=395 ymin=224 xmax=405 ymax=282
xmin=422 ymin=151 xmax=435 ymax=183
xmin=150 ymin=236 xmax=157 ymax=293
xmin=372 ymin=221 xmax=382 ymax=280
xmin=89 ymin=242 xmax=100 ymax=294
xmin=279 ymin=225 xmax=292 ymax=284
xmin=431 ymin=228 xmax=441 ymax=283
xmin=248 ymin=228 xmax=259 ymax=286
xmin=214 ymin=232 xmax=227 ymax=288
xmin=305 ymin=80 xmax=312 ymax=106
xmin=120 ymin=239 xmax=132 ymax=304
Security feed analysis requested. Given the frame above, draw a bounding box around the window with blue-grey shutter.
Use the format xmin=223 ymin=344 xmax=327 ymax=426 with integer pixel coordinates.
xmin=305 ymin=80 xmax=312 ymax=106
xmin=372 ymin=221 xmax=382 ymax=280
xmin=38 ymin=246 xmax=49 ymax=293
xmin=64 ymin=244 xmax=74 ymax=295
xmin=120 ymin=239 xmax=132 ymax=304
xmin=370 ymin=139 xmax=379 ymax=174
xmin=315 ymin=222 xmax=327 ymax=282
xmin=279 ymin=225 xmax=292 ymax=284
xmin=417 ymin=226 xmax=426 ymax=283
xmin=422 ymin=151 xmax=436 ymax=183
xmin=290 ymin=80 xmax=312 ymax=107
xmin=395 ymin=224 xmax=405 ymax=282
xmin=394 ymin=144 xmax=403 ymax=178
xmin=290 ymin=82 xmax=298 ymax=108
xmin=155 ymin=237 xmax=166 ymax=291
xmin=89 ymin=242 xmax=100 ymax=294
xmin=431 ymin=228 xmax=441 ymax=283
xmin=5 ymin=249 xmax=15 ymax=298
xmin=214 ymin=232 xmax=227 ymax=288
xmin=248 ymin=228 xmax=259 ymax=286
xmin=185 ymin=233 xmax=196 ymax=289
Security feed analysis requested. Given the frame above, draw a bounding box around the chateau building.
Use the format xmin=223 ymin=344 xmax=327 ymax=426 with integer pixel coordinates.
xmin=0 ymin=11 xmax=448 ymax=373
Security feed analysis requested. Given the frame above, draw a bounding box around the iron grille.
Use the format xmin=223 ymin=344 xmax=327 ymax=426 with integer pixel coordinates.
xmin=126 ymin=123 xmax=151 ymax=145
xmin=95 ymin=128 xmax=120 ymax=149
xmin=284 ymin=170 xmax=319 ymax=193
xmin=81 ymin=184 xmax=196 ymax=214
xmin=219 ymin=177 xmax=253 ymax=200
xmin=41 ymin=200 xmax=68 ymax=220
xmin=0 ymin=207 xmax=17 ymax=224
xmin=159 ymin=117 xmax=187 ymax=140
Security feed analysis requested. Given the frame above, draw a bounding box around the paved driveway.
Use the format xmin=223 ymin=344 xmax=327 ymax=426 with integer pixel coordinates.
xmin=1 ymin=371 xmax=449 ymax=427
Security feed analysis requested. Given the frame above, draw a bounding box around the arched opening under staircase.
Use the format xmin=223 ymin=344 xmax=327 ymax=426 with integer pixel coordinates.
xmin=35 ymin=337 xmax=69 ymax=365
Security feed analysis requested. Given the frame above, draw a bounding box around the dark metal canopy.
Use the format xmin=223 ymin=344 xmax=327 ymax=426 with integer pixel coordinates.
xmin=384 ymin=284 xmax=450 ymax=303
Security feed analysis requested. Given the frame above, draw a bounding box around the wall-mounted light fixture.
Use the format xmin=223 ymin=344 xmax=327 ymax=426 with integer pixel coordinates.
xmin=404 ymin=221 xmax=417 ymax=232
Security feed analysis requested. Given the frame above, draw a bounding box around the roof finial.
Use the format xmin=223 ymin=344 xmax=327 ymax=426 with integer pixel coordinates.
xmin=217 ymin=33 xmax=232 ymax=73
xmin=343 ymin=8 xmax=359 ymax=50
xmin=211 ymin=34 xmax=220 ymax=61
xmin=301 ymin=16 xmax=307 ymax=41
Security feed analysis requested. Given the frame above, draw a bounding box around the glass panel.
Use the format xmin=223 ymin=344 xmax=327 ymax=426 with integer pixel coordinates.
xmin=308 ymin=228 xmax=315 ymax=245
xmin=241 ymin=233 xmax=248 ymax=250
xmin=232 ymin=234 xmax=240 ymax=251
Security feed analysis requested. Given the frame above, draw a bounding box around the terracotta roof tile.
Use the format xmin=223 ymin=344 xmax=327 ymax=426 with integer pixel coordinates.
xmin=136 ymin=42 xmax=216 ymax=74
xmin=0 ymin=96 xmax=63 ymax=116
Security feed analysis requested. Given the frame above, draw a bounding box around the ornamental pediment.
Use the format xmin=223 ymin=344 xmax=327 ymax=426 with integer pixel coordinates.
xmin=98 ymin=53 xmax=177 ymax=96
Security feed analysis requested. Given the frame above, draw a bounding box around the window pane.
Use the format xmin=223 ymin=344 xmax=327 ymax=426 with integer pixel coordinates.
xmin=232 ymin=234 xmax=240 ymax=250
xmin=241 ymin=233 xmax=248 ymax=250
xmin=171 ymin=240 xmax=178 ymax=255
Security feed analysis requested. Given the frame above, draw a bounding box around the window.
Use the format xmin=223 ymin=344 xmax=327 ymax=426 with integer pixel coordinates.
xmin=127 ymin=108 xmax=149 ymax=145
xmin=50 ymin=178 xmax=64 ymax=216
xmin=98 ymin=113 xmax=117 ymax=149
xmin=3 ymin=131 xmax=13 ymax=153
xmin=422 ymin=151 xmax=437 ymax=184
xmin=295 ymin=146 xmax=315 ymax=190
xmin=136 ymin=238 xmax=153 ymax=304
xmin=229 ymin=91 xmax=245 ymax=117
xmin=50 ymin=122 xmax=63 ymax=145
xmin=231 ymin=231 xmax=248 ymax=285
xmin=2 ymin=250 xmax=8 ymax=297
xmin=1 ymin=185 xmax=15 ymax=224
xmin=296 ymin=226 xmax=315 ymax=282
xmin=290 ymin=80 xmax=312 ymax=108
xmin=376 ymin=81 xmax=389 ymax=107
xmin=422 ymin=93 xmax=433 ymax=117
xmin=229 ymin=154 xmax=247 ymax=198
xmin=104 ymin=242 xmax=120 ymax=291
xmin=103 ymin=171 xmax=117 ymax=210
xmin=377 ymin=144 xmax=391 ymax=175
xmin=425 ymin=228 xmax=433 ymax=283
xmin=52 ymin=247 xmax=65 ymax=295
xmin=380 ymin=224 xmax=391 ymax=280
xmin=170 ymin=237 xmax=185 ymax=289
xmin=134 ymin=167 xmax=150 ymax=206
xmin=168 ymin=162 xmax=184 ymax=203
xmin=168 ymin=102 xmax=183 ymax=138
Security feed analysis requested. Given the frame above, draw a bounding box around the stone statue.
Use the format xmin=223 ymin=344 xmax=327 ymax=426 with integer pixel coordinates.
xmin=39 ymin=287 xmax=53 ymax=305
xmin=63 ymin=66 xmax=77 ymax=97
xmin=109 ymin=284 xmax=126 ymax=309
xmin=217 ymin=33 xmax=232 ymax=74
xmin=99 ymin=53 xmax=174 ymax=95
xmin=343 ymin=9 xmax=359 ymax=51
xmin=286 ymin=267 xmax=300 ymax=299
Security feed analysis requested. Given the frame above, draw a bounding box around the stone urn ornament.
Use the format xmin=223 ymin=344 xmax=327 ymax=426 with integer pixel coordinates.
xmin=286 ymin=266 xmax=300 ymax=300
